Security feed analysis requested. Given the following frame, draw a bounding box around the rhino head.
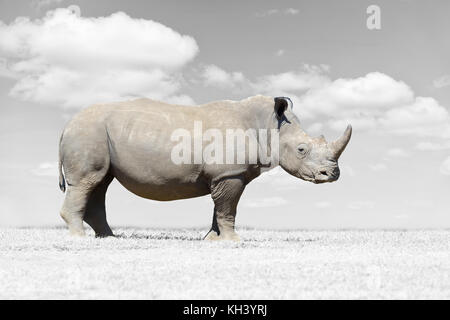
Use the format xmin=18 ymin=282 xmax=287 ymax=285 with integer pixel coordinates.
xmin=274 ymin=97 xmax=352 ymax=184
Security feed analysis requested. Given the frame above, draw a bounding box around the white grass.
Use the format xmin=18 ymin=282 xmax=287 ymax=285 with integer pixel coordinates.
xmin=0 ymin=227 xmax=449 ymax=299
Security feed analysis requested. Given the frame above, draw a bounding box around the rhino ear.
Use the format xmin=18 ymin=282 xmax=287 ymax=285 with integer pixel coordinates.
xmin=274 ymin=97 xmax=289 ymax=119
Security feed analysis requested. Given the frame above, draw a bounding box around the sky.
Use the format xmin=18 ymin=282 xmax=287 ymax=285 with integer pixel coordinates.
xmin=0 ymin=0 xmax=449 ymax=229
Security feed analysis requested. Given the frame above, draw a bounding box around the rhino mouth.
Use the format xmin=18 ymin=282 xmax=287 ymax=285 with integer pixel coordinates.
xmin=296 ymin=168 xmax=339 ymax=184
xmin=313 ymin=167 xmax=340 ymax=183
xmin=298 ymin=171 xmax=316 ymax=183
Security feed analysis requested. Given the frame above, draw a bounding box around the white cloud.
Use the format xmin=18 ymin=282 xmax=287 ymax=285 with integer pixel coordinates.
xmin=253 ymin=64 xmax=329 ymax=98
xmin=243 ymin=196 xmax=288 ymax=208
xmin=275 ymin=49 xmax=285 ymax=57
xmin=285 ymin=8 xmax=300 ymax=15
xmin=255 ymin=9 xmax=278 ymax=17
xmin=255 ymin=8 xmax=299 ymax=18
xmin=416 ymin=141 xmax=450 ymax=151
xmin=315 ymin=201 xmax=331 ymax=209
xmin=0 ymin=8 xmax=199 ymax=107
xmin=433 ymin=75 xmax=450 ymax=89
xmin=327 ymin=94 xmax=450 ymax=139
xmin=244 ymin=68 xmax=450 ymax=140
xmin=439 ymin=157 xmax=450 ymax=176
xmin=369 ymin=163 xmax=387 ymax=171
xmin=201 ymin=64 xmax=246 ymax=89
xmin=386 ymin=148 xmax=410 ymax=158
xmin=201 ymin=64 xmax=327 ymax=96
xmin=31 ymin=0 xmax=64 ymax=10
xmin=380 ymin=97 xmax=450 ymax=138
xmin=0 ymin=57 xmax=18 ymax=79
xmin=348 ymin=201 xmax=375 ymax=210
xmin=199 ymin=63 xmax=450 ymax=140
xmin=31 ymin=162 xmax=58 ymax=177
xmin=299 ymin=72 xmax=414 ymax=120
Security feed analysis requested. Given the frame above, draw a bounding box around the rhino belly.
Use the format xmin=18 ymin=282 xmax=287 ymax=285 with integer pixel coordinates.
xmin=109 ymin=153 xmax=210 ymax=201
xmin=113 ymin=172 xmax=210 ymax=201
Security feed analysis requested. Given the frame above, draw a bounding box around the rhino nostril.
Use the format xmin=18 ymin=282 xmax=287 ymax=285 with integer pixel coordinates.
xmin=331 ymin=168 xmax=340 ymax=178
xmin=320 ymin=170 xmax=328 ymax=176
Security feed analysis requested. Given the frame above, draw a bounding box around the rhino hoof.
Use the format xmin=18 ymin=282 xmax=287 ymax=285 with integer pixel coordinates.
xmin=203 ymin=230 xmax=241 ymax=242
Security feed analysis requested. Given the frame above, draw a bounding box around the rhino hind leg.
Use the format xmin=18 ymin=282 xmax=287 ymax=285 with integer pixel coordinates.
xmin=59 ymin=122 xmax=111 ymax=236
xmin=60 ymin=172 xmax=110 ymax=236
xmin=204 ymin=176 xmax=245 ymax=241
xmin=83 ymin=173 xmax=114 ymax=237
xmin=60 ymin=187 xmax=91 ymax=236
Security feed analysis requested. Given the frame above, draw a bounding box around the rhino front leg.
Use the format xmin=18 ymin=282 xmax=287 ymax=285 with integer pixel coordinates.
xmin=204 ymin=176 xmax=245 ymax=241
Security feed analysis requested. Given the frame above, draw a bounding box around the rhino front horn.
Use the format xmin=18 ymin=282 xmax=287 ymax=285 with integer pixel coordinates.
xmin=331 ymin=125 xmax=352 ymax=159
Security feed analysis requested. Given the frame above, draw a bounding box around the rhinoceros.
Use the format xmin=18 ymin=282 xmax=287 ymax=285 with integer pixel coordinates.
xmin=58 ymin=95 xmax=351 ymax=240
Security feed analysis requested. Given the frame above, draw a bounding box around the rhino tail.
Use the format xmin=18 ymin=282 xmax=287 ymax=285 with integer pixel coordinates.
xmin=58 ymin=133 xmax=66 ymax=193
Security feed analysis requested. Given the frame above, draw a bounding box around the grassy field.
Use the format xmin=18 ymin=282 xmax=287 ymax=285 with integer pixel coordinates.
xmin=0 ymin=227 xmax=449 ymax=299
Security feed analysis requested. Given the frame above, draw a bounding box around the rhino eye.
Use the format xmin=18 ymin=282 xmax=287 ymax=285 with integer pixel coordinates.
xmin=297 ymin=144 xmax=308 ymax=154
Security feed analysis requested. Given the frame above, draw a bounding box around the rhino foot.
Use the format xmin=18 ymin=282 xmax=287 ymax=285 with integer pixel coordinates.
xmin=68 ymin=228 xmax=86 ymax=237
xmin=203 ymin=230 xmax=241 ymax=241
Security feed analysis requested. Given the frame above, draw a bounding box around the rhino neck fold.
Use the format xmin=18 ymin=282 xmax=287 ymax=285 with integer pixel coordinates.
xmin=238 ymin=96 xmax=281 ymax=170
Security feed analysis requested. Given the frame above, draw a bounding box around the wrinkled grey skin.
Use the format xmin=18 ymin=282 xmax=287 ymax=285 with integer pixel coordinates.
xmin=58 ymin=95 xmax=351 ymax=240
